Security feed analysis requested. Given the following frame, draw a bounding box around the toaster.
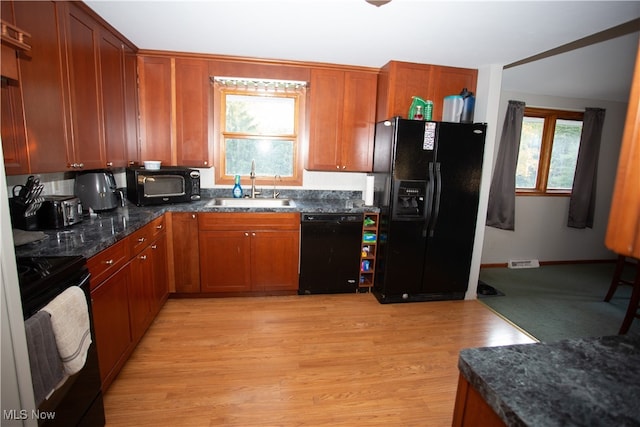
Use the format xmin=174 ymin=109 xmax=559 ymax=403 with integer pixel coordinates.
xmin=36 ymin=196 xmax=84 ymax=229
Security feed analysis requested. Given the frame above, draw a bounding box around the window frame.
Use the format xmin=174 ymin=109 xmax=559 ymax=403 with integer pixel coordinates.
xmin=213 ymin=81 xmax=305 ymax=187
xmin=516 ymin=107 xmax=584 ymax=197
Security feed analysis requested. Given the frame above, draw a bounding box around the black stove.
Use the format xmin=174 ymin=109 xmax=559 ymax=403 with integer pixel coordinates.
xmin=15 ymin=255 xmax=106 ymax=426
xmin=16 ymin=255 xmax=87 ymax=319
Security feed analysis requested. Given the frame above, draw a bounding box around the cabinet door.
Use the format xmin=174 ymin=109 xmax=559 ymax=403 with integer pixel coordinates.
xmin=175 ymin=58 xmax=212 ymax=167
xmin=99 ymin=30 xmax=129 ymax=168
xmin=128 ymin=246 xmax=154 ymax=342
xmin=341 ymin=71 xmax=376 ymax=172
xmin=386 ymin=61 xmax=433 ymax=121
xmin=91 ymin=265 xmax=132 ymax=389
xmin=123 ymin=48 xmax=139 ymax=165
xmin=64 ymin=3 xmax=105 ymax=170
xmin=1 ymin=81 xmax=29 ymax=175
xmin=172 ymin=212 xmax=201 ymax=293
xmin=14 ymin=1 xmax=71 ymax=173
xmin=427 ymin=66 xmax=477 ymax=122
xmin=251 ymin=230 xmax=300 ymax=291
xmin=150 ymin=233 xmax=169 ymax=316
xmin=199 ymin=230 xmax=251 ymax=292
xmin=138 ymin=56 xmax=173 ymax=164
xmin=307 ymin=68 xmax=344 ymax=170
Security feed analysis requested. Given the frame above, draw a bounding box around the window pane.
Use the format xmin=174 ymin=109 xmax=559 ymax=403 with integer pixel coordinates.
xmin=225 ymin=95 xmax=295 ymax=134
xmin=225 ymin=138 xmax=294 ymax=177
xmin=548 ymin=119 xmax=582 ymax=190
xmin=516 ymin=117 xmax=544 ymax=189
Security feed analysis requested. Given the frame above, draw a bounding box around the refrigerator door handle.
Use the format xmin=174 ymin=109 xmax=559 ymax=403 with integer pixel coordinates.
xmin=428 ymin=162 xmax=442 ymax=237
xmin=423 ymin=162 xmax=435 ymax=237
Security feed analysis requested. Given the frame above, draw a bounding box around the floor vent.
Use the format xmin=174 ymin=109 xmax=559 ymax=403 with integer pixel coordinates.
xmin=508 ymin=259 xmax=540 ymax=269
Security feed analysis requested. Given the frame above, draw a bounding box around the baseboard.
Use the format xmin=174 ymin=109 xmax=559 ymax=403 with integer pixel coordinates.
xmin=481 ymin=258 xmax=617 ymax=269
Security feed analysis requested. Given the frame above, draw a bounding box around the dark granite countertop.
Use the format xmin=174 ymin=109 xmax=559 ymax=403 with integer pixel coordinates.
xmin=13 ymin=190 xmax=378 ymax=259
xmin=458 ymin=335 xmax=640 ymax=427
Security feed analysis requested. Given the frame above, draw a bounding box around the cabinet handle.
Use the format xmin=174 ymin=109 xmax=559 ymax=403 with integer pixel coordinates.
xmin=138 ymin=237 xmax=146 ymax=243
xmin=103 ymin=259 xmax=114 ymax=265
xmin=151 ymin=244 xmax=157 ymax=249
xmin=106 ymin=162 xmax=113 ymax=167
xmin=156 ymin=225 xmax=163 ymax=230
xmin=244 ymin=232 xmax=249 ymax=237
xmin=252 ymin=232 xmax=256 ymax=237
xmin=140 ymin=255 xmax=147 ymax=260
xmin=192 ymin=214 xmax=196 ymax=219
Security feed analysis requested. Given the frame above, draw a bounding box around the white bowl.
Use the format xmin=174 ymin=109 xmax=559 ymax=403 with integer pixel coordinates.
xmin=143 ymin=161 xmax=161 ymax=170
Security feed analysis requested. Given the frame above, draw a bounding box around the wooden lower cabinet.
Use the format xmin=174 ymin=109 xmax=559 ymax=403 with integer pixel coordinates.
xmin=199 ymin=230 xmax=252 ymax=292
xmin=89 ymin=214 xmax=169 ymax=391
xmin=452 ymin=373 xmax=506 ymax=427
xmin=172 ymin=212 xmax=201 ymax=293
xmin=91 ymin=265 xmax=132 ymax=390
xmin=251 ymin=230 xmax=300 ymax=291
xmin=198 ymin=213 xmax=300 ymax=293
xmin=128 ymin=244 xmax=155 ymax=341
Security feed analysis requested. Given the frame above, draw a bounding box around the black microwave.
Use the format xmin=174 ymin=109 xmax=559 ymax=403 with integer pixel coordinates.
xmin=126 ymin=166 xmax=201 ymax=206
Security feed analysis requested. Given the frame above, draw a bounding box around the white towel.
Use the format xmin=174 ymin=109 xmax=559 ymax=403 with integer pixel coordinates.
xmin=40 ymin=286 xmax=92 ymax=375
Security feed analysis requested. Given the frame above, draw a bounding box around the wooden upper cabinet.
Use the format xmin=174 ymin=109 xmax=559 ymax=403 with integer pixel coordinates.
xmin=308 ymin=68 xmax=344 ymax=171
xmin=606 ymin=41 xmax=640 ymax=259
xmin=175 ymin=58 xmax=212 ymax=167
xmin=427 ymin=65 xmax=478 ymax=121
xmin=13 ymin=0 xmax=71 ymax=173
xmin=123 ymin=48 xmax=140 ymax=165
xmin=376 ymin=60 xmax=477 ymax=122
xmin=99 ymin=30 xmax=130 ymax=168
xmin=1 ymin=79 xmax=29 ymax=175
xmin=138 ymin=55 xmax=173 ymax=164
xmin=307 ymin=67 xmax=376 ymax=172
xmin=64 ymin=3 xmax=105 ymax=170
xmin=341 ymin=71 xmax=376 ymax=171
xmin=5 ymin=0 xmax=138 ymax=175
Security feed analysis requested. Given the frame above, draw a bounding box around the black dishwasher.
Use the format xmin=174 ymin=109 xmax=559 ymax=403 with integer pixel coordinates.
xmin=299 ymin=213 xmax=363 ymax=294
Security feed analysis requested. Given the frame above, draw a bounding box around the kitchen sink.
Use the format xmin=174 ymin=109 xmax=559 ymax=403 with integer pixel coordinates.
xmin=205 ymin=198 xmax=296 ymax=208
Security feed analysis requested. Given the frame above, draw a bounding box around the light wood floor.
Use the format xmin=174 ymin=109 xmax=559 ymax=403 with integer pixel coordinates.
xmin=103 ymin=293 xmax=534 ymax=426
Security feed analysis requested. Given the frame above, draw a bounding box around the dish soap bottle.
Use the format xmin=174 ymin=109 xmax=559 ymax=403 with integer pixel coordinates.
xmin=232 ymin=175 xmax=243 ymax=198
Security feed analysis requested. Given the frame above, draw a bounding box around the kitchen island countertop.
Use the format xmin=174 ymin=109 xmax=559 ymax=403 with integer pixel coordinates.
xmin=13 ymin=190 xmax=378 ymax=259
xmin=458 ymin=334 xmax=640 ymax=426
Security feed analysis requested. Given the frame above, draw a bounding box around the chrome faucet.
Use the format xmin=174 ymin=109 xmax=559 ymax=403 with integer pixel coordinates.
xmin=249 ymin=160 xmax=261 ymax=198
xmin=273 ymin=175 xmax=281 ymax=199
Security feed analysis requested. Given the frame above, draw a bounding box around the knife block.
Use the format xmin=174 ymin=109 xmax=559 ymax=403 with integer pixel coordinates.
xmin=9 ymin=198 xmax=38 ymax=231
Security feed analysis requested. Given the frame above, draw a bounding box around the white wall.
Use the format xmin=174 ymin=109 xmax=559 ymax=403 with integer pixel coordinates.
xmin=481 ymin=90 xmax=628 ymax=264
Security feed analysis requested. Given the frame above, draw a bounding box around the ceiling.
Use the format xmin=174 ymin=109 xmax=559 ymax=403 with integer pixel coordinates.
xmin=85 ymin=0 xmax=640 ymax=102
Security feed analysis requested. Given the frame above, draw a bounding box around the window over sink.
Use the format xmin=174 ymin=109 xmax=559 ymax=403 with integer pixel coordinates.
xmin=213 ymin=77 xmax=306 ymax=186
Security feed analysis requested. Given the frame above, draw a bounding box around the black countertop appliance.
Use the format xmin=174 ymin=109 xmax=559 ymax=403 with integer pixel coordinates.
xmin=372 ymin=117 xmax=486 ymax=303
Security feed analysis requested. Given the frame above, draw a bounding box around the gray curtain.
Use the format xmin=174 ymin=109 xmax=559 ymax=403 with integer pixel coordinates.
xmin=567 ymin=107 xmax=606 ymax=228
xmin=486 ymin=100 xmax=526 ymax=230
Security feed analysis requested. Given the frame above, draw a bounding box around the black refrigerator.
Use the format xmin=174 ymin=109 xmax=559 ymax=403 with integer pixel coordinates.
xmin=372 ymin=117 xmax=486 ymax=303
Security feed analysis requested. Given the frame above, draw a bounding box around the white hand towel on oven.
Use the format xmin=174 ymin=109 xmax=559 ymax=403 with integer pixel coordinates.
xmin=40 ymin=286 xmax=92 ymax=375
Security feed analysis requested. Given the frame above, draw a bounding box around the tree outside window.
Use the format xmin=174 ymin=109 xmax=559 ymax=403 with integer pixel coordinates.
xmin=516 ymin=107 xmax=584 ymax=195
xmin=214 ymin=78 xmax=306 ymax=186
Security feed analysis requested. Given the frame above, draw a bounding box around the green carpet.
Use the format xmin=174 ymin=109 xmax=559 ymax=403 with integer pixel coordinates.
xmin=478 ymin=263 xmax=640 ymax=342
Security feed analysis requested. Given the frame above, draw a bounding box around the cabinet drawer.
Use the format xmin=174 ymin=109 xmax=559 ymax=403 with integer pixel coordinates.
xmin=198 ymin=212 xmax=300 ymax=231
xmin=88 ymin=238 xmax=130 ymax=289
xmin=129 ymin=215 xmax=166 ymax=255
